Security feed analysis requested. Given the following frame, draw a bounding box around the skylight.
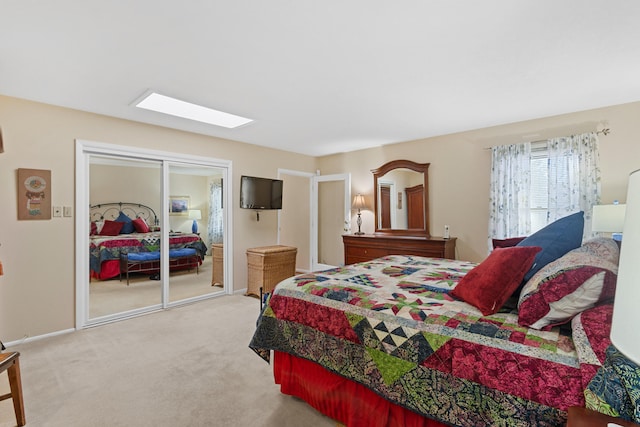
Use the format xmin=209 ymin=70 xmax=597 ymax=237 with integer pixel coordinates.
xmin=135 ymin=92 xmax=253 ymax=129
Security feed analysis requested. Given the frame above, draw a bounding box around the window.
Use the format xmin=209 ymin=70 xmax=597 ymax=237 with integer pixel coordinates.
xmin=529 ymin=142 xmax=549 ymax=233
xmin=489 ymin=133 xmax=600 ymax=247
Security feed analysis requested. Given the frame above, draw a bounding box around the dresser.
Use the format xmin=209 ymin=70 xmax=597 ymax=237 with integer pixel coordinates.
xmin=342 ymin=234 xmax=456 ymax=265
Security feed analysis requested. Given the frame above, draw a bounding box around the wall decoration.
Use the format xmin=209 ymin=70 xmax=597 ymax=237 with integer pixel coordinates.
xmin=169 ymin=196 xmax=190 ymax=216
xmin=397 ymin=192 xmax=403 ymax=210
xmin=17 ymin=168 xmax=52 ymax=220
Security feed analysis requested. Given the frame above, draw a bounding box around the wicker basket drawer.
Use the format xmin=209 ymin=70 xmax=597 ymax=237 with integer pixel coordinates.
xmin=246 ymin=245 xmax=297 ymax=297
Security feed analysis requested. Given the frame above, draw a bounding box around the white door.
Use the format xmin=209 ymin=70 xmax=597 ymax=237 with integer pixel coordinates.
xmin=312 ymin=173 xmax=351 ymax=271
xmin=278 ymin=171 xmax=350 ymax=273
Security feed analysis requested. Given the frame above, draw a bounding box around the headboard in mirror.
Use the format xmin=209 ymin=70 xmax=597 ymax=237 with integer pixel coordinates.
xmin=90 ymin=202 xmax=159 ymax=226
xmin=372 ymin=160 xmax=430 ymax=237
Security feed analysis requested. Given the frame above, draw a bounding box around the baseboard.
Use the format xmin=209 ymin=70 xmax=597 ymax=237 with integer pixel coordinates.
xmin=4 ymin=327 xmax=75 ymax=348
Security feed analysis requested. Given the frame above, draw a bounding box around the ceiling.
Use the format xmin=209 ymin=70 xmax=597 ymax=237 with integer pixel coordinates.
xmin=2 ymin=1 xmax=640 ymax=157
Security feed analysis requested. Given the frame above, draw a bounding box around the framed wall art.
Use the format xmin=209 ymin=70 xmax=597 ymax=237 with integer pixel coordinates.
xmin=17 ymin=168 xmax=52 ymax=220
xmin=169 ymin=196 xmax=190 ymax=216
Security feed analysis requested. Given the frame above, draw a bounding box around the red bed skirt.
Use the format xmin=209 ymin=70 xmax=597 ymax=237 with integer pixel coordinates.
xmin=273 ymin=351 xmax=448 ymax=427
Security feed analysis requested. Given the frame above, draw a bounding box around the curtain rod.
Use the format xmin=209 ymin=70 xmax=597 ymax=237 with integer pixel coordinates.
xmin=484 ymin=128 xmax=610 ymax=150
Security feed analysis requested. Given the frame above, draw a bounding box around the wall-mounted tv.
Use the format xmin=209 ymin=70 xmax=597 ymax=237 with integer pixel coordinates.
xmin=240 ymin=175 xmax=283 ymax=210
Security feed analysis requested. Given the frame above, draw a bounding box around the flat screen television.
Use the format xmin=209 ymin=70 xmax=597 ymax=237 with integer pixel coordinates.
xmin=240 ymin=175 xmax=283 ymax=210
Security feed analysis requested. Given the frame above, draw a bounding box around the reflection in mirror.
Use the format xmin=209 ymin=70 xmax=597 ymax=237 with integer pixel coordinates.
xmin=372 ymin=160 xmax=430 ymax=237
xmin=89 ymin=155 xmax=162 ymax=319
xmin=168 ymin=163 xmax=225 ymax=303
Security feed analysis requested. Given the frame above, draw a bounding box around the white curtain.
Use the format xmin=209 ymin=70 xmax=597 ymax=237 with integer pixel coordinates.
xmin=547 ymin=132 xmax=601 ymax=239
xmin=488 ymin=142 xmax=532 ymax=248
xmin=207 ymin=179 xmax=224 ymax=249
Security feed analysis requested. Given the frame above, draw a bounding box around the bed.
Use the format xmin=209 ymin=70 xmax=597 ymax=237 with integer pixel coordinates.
xmin=89 ymin=202 xmax=208 ymax=280
xmin=249 ymin=234 xmax=622 ymax=427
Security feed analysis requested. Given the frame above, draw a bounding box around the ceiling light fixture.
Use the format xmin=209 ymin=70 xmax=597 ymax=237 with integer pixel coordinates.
xmin=135 ymin=92 xmax=253 ymax=129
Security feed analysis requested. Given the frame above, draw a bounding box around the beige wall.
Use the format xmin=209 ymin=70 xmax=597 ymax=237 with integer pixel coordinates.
xmin=320 ymin=101 xmax=640 ymax=263
xmin=2 ymin=94 xmax=640 ymax=343
xmin=0 ymin=95 xmax=316 ymax=342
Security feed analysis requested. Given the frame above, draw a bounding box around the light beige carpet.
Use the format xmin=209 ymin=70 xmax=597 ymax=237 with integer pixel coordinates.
xmin=89 ymin=256 xmax=221 ymax=318
xmin=0 ymin=294 xmax=336 ymax=427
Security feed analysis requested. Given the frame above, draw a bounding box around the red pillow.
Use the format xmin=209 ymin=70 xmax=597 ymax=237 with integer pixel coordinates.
xmin=132 ymin=217 xmax=150 ymax=233
xmin=450 ymin=246 xmax=541 ymax=316
xmin=492 ymin=236 xmax=526 ymax=249
xmin=90 ymin=221 xmax=98 ymax=235
xmin=99 ymin=220 xmax=124 ymax=236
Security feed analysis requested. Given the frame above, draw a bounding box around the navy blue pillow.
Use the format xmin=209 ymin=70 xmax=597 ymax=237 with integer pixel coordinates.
xmin=516 ymin=211 xmax=584 ymax=282
xmin=115 ymin=211 xmax=135 ymax=234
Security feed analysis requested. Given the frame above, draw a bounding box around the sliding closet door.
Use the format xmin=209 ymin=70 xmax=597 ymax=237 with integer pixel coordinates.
xmin=77 ymin=140 xmax=233 ymax=328
xmin=88 ymin=155 xmax=163 ymax=320
xmin=167 ymin=163 xmax=226 ymax=303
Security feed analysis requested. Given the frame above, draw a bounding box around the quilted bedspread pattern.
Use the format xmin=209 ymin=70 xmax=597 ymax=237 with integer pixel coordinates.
xmin=90 ymin=232 xmax=207 ymax=273
xmin=249 ymin=255 xmax=608 ymax=427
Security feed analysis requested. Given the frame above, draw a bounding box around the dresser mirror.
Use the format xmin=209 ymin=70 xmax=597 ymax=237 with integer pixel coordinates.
xmin=372 ymin=160 xmax=430 ymax=237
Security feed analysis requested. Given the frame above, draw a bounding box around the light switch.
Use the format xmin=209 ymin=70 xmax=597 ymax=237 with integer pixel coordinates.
xmin=53 ymin=206 xmax=62 ymax=217
xmin=63 ymin=206 xmax=72 ymax=217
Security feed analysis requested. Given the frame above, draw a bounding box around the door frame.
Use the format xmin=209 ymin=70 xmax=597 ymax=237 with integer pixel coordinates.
xmin=276 ymin=170 xmax=351 ymax=272
xmin=312 ymin=173 xmax=351 ymax=271
xmin=75 ymin=139 xmax=233 ymax=329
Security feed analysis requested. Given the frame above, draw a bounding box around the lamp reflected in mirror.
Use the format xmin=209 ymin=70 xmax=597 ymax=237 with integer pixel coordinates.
xmin=352 ymin=194 xmax=366 ymax=235
xmin=188 ymin=209 xmax=202 ymax=234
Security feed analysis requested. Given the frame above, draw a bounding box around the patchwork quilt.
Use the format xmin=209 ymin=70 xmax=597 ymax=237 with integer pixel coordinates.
xmin=90 ymin=232 xmax=207 ymax=274
xmin=249 ymin=255 xmax=611 ymax=427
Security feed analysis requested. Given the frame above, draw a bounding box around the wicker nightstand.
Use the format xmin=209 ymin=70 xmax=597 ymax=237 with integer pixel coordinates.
xmin=246 ymin=245 xmax=297 ymax=298
xmin=567 ymin=407 xmax=639 ymax=427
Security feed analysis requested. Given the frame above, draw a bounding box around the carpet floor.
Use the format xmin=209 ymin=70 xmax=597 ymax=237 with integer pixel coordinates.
xmin=0 ymin=294 xmax=336 ymax=427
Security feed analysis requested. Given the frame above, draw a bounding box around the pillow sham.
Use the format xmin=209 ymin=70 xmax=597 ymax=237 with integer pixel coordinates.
xmin=516 ymin=211 xmax=584 ymax=283
xmin=132 ymin=217 xmax=150 ymax=233
xmin=450 ymin=246 xmax=541 ymax=316
xmin=492 ymin=236 xmax=526 ymax=249
xmin=517 ymin=237 xmax=619 ymax=329
xmin=115 ymin=211 xmax=135 ymax=234
xmin=99 ymin=220 xmax=124 ymax=236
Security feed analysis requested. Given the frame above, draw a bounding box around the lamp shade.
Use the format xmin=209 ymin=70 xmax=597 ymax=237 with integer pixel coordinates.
xmin=352 ymin=194 xmax=366 ymax=210
xmin=188 ymin=209 xmax=202 ymax=220
xmin=610 ymin=169 xmax=640 ymax=365
xmin=592 ymin=204 xmax=626 ymax=232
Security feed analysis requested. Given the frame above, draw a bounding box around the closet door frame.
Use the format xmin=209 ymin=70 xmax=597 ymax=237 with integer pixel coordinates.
xmin=75 ymin=139 xmax=233 ymax=329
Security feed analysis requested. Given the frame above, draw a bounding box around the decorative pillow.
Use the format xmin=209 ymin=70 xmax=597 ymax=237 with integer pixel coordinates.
xmin=516 ymin=211 xmax=585 ymax=283
xmin=115 ymin=211 xmax=135 ymax=234
xmin=132 ymin=217 xmax=150 ymax=233
xmin=99 ymin=220 xmax=124 ymax=236
xmin=492 ymin=236 xmax=526 ymax=249
xmin=450 ymin=246 xmax=541 ymax=316
xmin=518 ymin=237 xmax=619 ymax=329
xmin=90 ymin=221 xmax=97 ymax=235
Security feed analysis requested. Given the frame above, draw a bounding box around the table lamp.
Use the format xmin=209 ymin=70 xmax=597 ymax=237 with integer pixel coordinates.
xmin=610 ymin=169 xmax=640 ymax=367
xmin=188 ymin=209 xmax=202 ymax=234
xmin=592 ymin=202 xmax=626 ymax=241
xmin=352 ymin=194 xmax=366 ymax=235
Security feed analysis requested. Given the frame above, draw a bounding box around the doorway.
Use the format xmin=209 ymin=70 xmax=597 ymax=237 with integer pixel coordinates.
xmin=278 ymin=170 xmax=350 ymax=272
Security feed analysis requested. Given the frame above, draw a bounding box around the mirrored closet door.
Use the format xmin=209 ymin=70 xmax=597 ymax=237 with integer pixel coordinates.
xmin=167 ymin=163 xmax=225 ymax=303
xmin=77 ymin=140 xmax=231 ymax=328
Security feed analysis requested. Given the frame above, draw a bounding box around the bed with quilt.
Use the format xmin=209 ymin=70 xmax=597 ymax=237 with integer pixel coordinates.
xmin=89 ymin=202 xmax=207 ymax=280
xmin=250 ymin=234 xmax=624 ymax=427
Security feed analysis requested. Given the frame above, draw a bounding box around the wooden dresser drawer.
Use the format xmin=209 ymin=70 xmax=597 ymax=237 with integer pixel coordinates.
xmin=343 ymin=234 xmax=456 ymax=265
xmin=345 ymin=246 xmax=388 ymax=259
